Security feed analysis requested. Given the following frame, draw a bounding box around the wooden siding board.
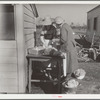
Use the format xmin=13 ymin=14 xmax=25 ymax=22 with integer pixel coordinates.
xmin=24 ymin=20 xmax=35 ymax=24
xmin=24 ymin=5 xmax=33 ymax=12
xmin=0 ymin=86 xmax=18 ymax=93
xmin=0 ymin=57 xmax=17 ymax=64
xmin=24 ymin=29 xmax=35 ymax=35
xmin=0 ymin=41 xmax=16 ymax=49
xmin=23 ymin=7 xmax=35 ymax=19
xmin=0 ymin=78 xmax=17 ymax=87
xmin=0 ymin=64 xmax=17 ymax=71
xmin=25 ymin=37 xmax=34 ymax=43
xmin=24 ymin=21 xmax=36 ymax=29
xmin=25 ymin=33 xmax=34 ymax=35
xmin=25 ymin=34 xmax=34 ymax=42
xmin=24 ymin=27 xmax=36 ymax=30
xmin=0 ymin=72 xmax=17 ymax=78
xmin=0 ymin=48 xmax=17 ymax=57
xmin=24 ymin=13 xmax=35 ymax=21
xmin=25 ymin=38 xmax=34 ymax=49
xmin=28 ymin=45 xmax=34 ymax=49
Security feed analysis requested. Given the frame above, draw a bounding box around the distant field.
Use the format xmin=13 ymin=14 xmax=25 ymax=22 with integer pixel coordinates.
xmin=73 ymin=28 xmax=87 ymax=34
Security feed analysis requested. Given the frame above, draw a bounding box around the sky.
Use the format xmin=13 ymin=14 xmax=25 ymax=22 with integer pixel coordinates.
xmin=36 ymin=4 xmax=98 ymax=26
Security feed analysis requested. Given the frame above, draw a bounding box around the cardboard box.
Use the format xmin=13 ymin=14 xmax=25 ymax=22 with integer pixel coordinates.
xmin=28 ymin=46 xmax=45 ymax=55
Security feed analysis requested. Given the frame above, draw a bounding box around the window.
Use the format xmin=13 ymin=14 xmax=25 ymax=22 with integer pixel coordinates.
xmin=94 ymin=17 xmax=98 ymax=31
xmin=87 ymin=19 xmax=90 ymax=30
xmin=0 ymin=4 xmax=15 ymax=40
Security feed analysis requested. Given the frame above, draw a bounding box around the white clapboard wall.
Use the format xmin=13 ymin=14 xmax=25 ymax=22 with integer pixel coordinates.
xmin=23 ymin=4 xmax=36 ymax=89
xmin=23 ymin=4 xmax=36 ymax=49
xmin=0 ymin=4 xmax=37 ymax=93
xmin=0 ymin=41 xmax=18 ymax=93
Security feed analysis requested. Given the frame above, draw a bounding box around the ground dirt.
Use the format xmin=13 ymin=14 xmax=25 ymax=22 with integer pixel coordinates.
xmin=76 ymin=62 xmax=100 ymax=94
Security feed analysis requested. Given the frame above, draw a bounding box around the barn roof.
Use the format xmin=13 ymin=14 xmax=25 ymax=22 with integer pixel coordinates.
xmin=87 ymin=5 xmax=100 ymax=13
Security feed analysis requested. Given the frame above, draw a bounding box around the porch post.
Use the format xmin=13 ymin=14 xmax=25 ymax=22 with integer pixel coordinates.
xmin=15 ymin=4 xmax=26 ymax=93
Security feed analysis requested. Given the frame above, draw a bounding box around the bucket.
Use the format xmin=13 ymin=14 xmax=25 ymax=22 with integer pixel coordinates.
xmin=62 ymin=79 xmax=79 ymax=94
xmin=62 ymin=85 xmax=77 ymax=94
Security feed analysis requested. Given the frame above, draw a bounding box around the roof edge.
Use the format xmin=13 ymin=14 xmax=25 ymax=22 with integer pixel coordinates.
xmin=87 ymin=5 xmax=100 ymax=13
xmin=30 ymin=4 xmax=38 ymax=17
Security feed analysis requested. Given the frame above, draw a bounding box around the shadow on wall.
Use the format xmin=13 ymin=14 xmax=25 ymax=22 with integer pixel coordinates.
xmin=36 ymin=25 xmax=43 ymax=46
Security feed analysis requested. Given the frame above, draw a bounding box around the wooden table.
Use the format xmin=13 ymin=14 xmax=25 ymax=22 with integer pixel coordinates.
xmin=26 ymin=54 xmax=63 ymax=93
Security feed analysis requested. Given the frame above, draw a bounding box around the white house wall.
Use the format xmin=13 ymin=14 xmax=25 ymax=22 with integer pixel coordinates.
xmin=23 ymin=4 xmax=37 ymax=92
xmin=0 ymin=4 xmax=37 ymax=93
xmin=0 ymin=5 xmax=18 ymax=93
xmin=87 ymin=6 xmax=100 ymax=42
xmin=0 ymin=41 xmax=18 ymax=93
xmin=24 ymin=4 xmax=36 ymax=49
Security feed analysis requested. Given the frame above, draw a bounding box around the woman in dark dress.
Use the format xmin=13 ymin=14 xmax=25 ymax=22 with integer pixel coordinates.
xmin=55 ymin=16 xmax=79 ymax=77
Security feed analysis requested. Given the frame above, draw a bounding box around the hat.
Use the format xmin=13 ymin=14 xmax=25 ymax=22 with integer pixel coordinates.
xmin=42 ymin=16 xmax=52 ymax=25
xmin=55 ymin=16 xmax=64 ymax=24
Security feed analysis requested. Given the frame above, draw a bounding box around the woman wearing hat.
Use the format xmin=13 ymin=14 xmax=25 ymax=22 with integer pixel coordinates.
xmin=54 ymin=16 xmax=79 ymax=77
xmin=40 ymin=16 xmax=57 ymax=48
xmin=54 ymin=16 xmax=80 ymax=94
